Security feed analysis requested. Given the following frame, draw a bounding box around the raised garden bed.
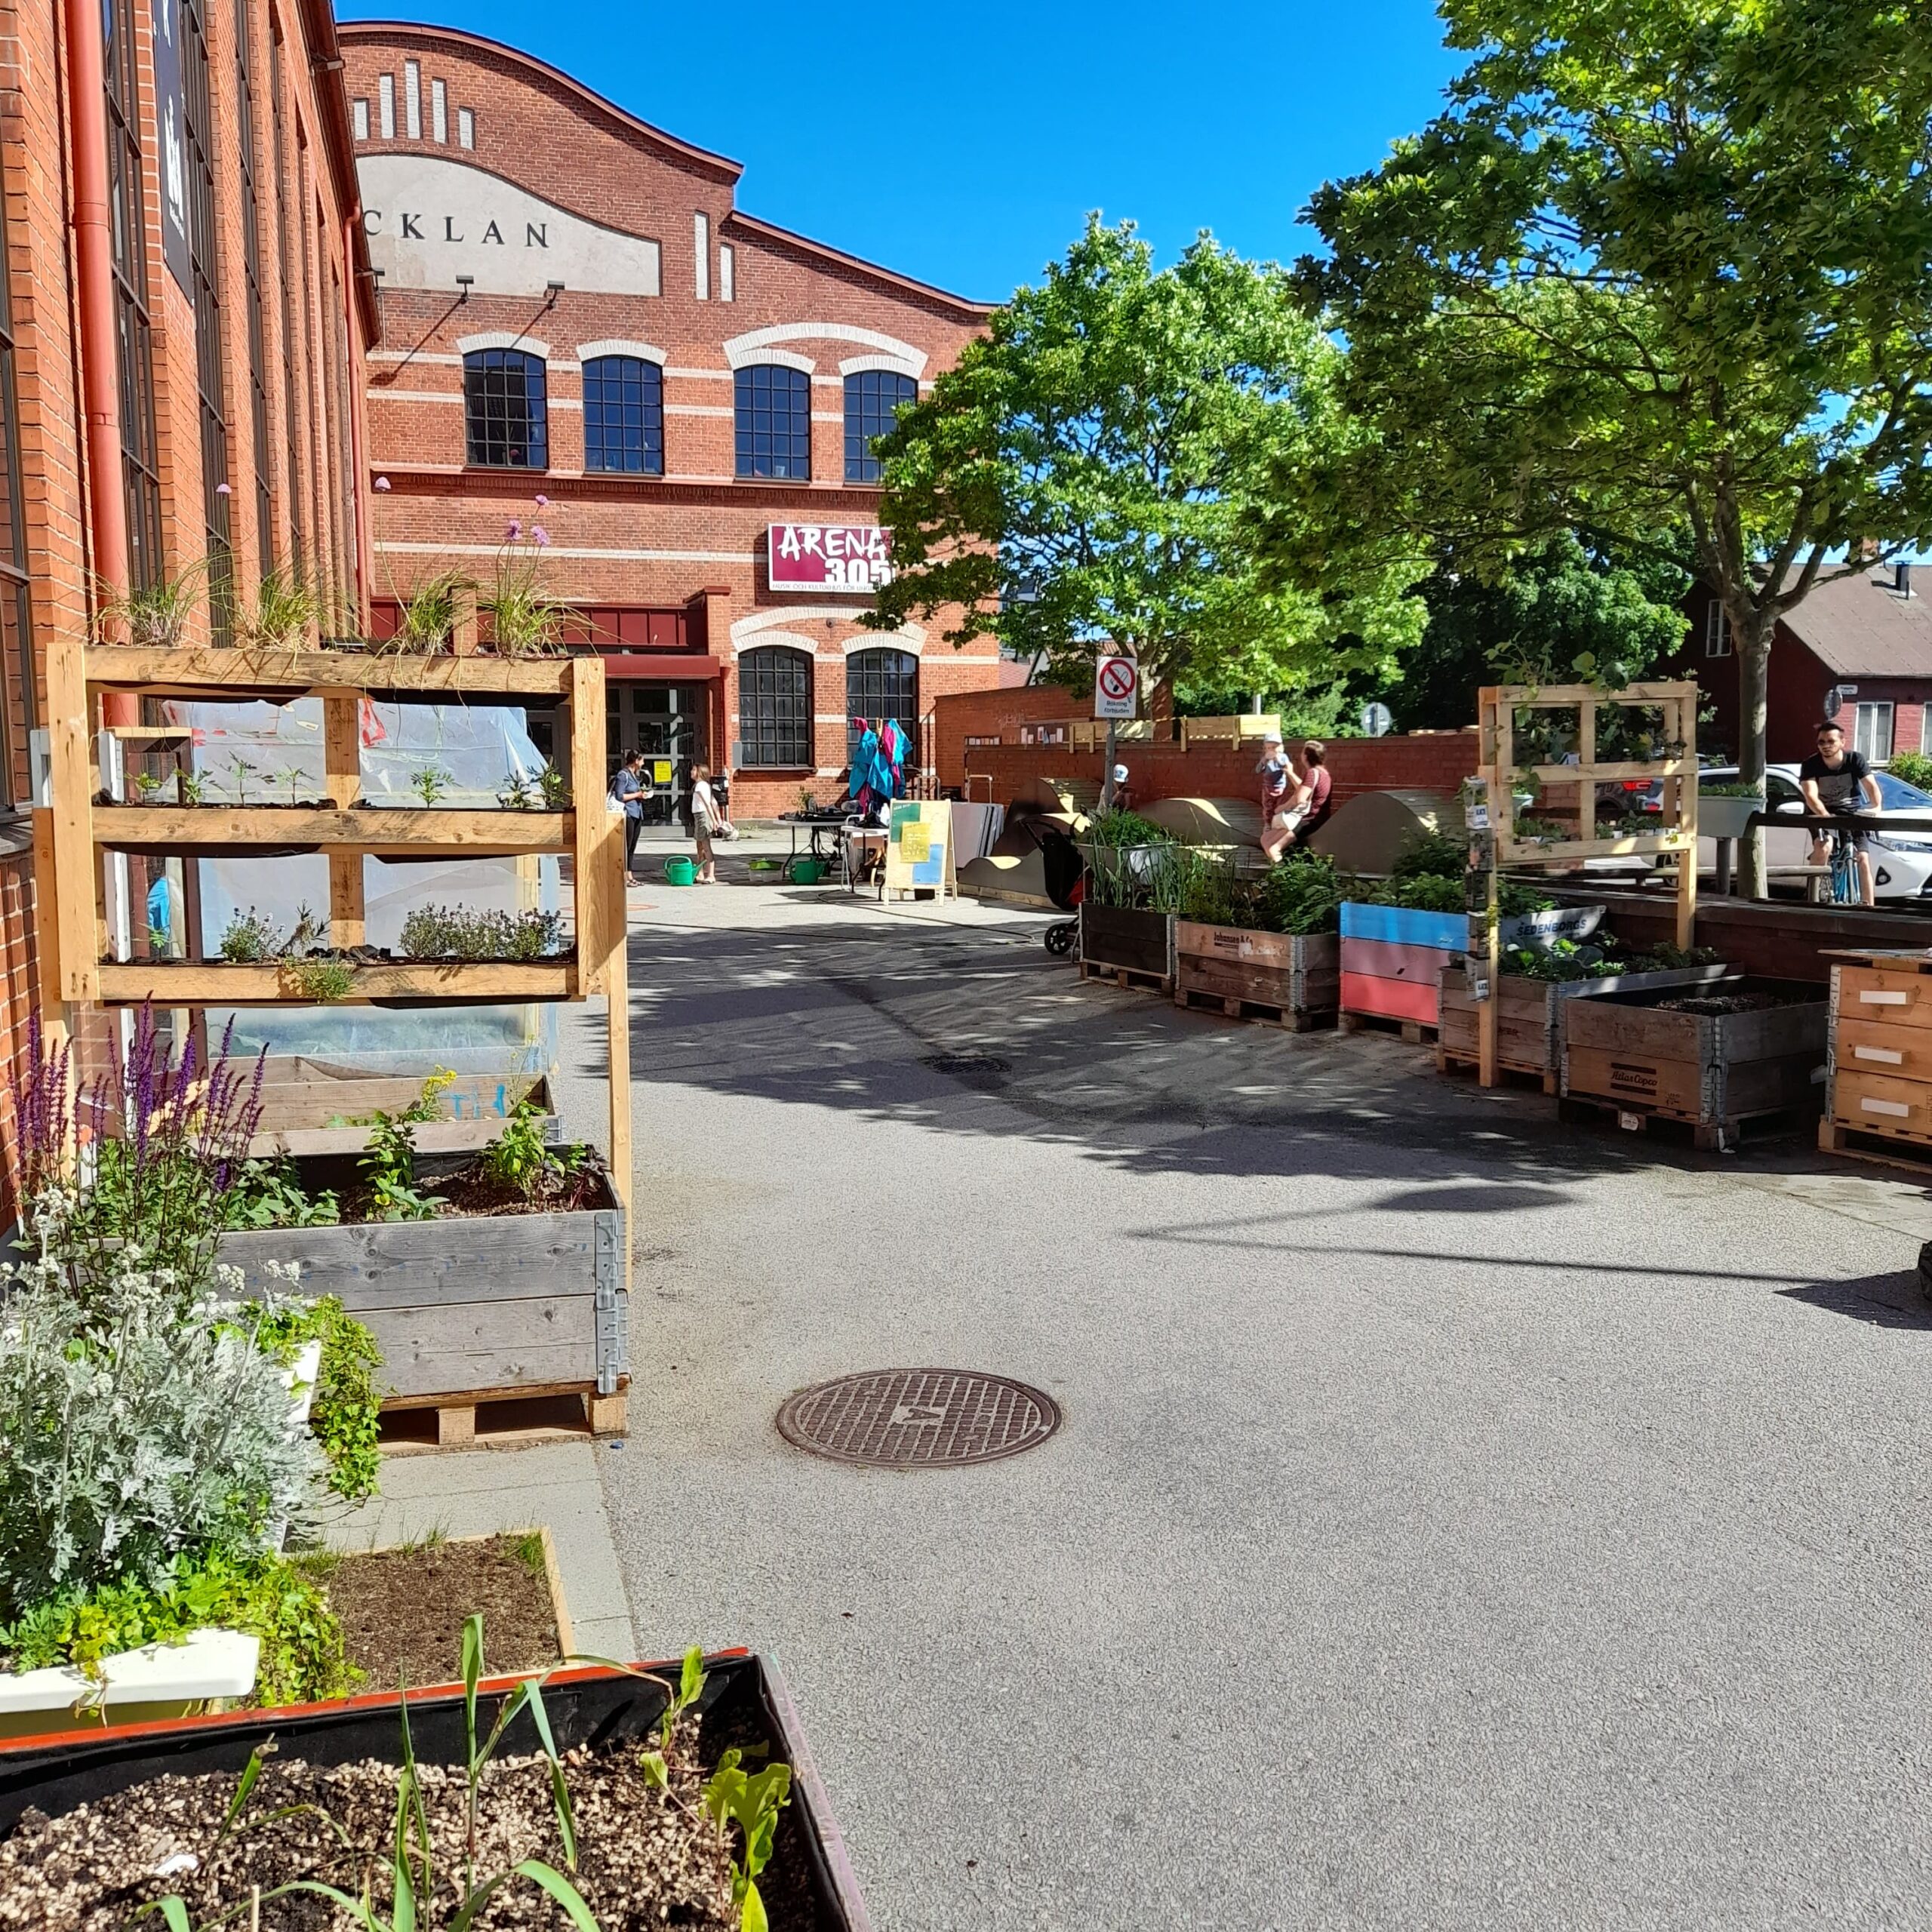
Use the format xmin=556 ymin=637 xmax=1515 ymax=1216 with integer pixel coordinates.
xmin=1076 ymin=902 xmax=1175 ymax=993
xmin=1174 ymin=920 xmax=1338 ymax=1029
xmin=0 ymin=1651 xmax=865 ymax=1930
xmin=1339 ymin=902 xmax=1468 ymax=1030
xmin=316 ymin=1532 xmax=567 ymax=1691
xmin=252 ymin=1063 xmax=558 ymax=1158
xmin=1560 ymin=974 xmax=1829 ymax=1149
xmin=1438 ymin=960 xmax=1732 ymax=1091
xmin=217 ymin=1159 xmax=628 ymax=1439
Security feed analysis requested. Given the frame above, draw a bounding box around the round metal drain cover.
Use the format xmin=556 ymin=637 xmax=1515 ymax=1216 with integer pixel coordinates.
xmin=922 ymin=1051 xmax=1009 ymax=1076
xmin=777 ymin=1369 xmax=1060 ymax=1469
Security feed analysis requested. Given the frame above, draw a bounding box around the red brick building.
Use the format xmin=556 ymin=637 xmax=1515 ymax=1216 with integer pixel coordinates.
xmin=1671 ymin=565 xmax=1932 ymax=768
xmin=0 ymin=0 xmax=372 ymax=1177
xmin=340 ymin=23 xmax=999 ymax=817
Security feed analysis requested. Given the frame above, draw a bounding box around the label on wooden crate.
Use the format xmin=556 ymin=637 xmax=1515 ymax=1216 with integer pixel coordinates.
xmin=1852 ymin=1044 xmax=1904 ymax=1066
xmin=1860 ymin=1096 xmax=1912 ymax=1118
xmin=1607 ymin=1060 xmax=1659 ymax=1100
xmin=1859 ymin=990 xmax=1909 ymax=1006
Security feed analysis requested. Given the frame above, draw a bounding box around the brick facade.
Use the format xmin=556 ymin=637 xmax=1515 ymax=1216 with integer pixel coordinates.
xmin=340 ymin=23 xmax=999 ymax=819
xmin=0 ymin=0 xmax=369 ymax=1201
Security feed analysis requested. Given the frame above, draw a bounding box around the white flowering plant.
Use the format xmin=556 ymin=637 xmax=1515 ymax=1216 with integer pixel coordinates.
xmin=0 ymin=1189 xmax=324 ymax=1620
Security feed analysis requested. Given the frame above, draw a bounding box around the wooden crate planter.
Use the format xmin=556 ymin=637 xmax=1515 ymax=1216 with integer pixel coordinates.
xmin=1339 ymin=903 xmax=1466 ymax=1032
xmin=1173 ymin=921 xmax=1338 ymax=1029
xmin=1820 ymin=950 xmax=1932 ymax=1165
xmin=1438 ymin=961 xmax=1732 ymax=1092
xmin=1560 ymin=975 xmax=1828 ymax=1149
xmin=216 ymin=1170 xmax=627 ymax=1441
xmin=1076 ymin=902 xmax=1176 ymax=994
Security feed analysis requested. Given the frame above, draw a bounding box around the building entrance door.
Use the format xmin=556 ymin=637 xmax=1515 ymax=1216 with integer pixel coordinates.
xmin=607 ymin=682 xmax=709 ymax=824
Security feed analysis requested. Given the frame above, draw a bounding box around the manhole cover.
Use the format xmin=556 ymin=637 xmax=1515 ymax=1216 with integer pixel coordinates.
xmin=777 ymin=1369 xmax=1060 ymax=1469
xmin=921 ymin=1051 xmax=1010 ymax=1076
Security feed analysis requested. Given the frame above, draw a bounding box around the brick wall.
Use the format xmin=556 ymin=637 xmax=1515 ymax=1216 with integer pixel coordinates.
xmin=958 ymin=731 xmax=1481 ymax=815
xmin=341 ymin=23 xmax=1005 ymax=817
xmin=0 ymin=0 xmax=368 ymax=1111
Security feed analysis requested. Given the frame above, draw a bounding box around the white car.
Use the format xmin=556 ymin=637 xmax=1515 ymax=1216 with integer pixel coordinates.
xmin=1647 ymin=763 xmax=1932 ymax=900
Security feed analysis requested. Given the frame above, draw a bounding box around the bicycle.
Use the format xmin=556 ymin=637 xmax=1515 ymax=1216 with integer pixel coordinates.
xmin=1824 ymin=822 xmax=1862 ymax=904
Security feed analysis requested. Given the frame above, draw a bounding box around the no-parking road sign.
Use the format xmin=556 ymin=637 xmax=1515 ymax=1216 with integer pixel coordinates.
xmin=1094 ymin=655 xmax=1139 ymax=720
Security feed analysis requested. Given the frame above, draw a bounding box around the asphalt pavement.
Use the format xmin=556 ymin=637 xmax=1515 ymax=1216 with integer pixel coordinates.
xmin=555 ymin=863 xmax=1932 ymax=1931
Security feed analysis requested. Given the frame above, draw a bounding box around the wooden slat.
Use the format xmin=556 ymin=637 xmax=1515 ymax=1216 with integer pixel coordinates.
xmin=1835 ymin=1018 xmax=1932 ymax=1085
xmin=44 ymin=629 xmax=100 ymax=1005
xmin=325 ymin=694 xmax=366 ymax=950
xmin=1563 ymin=1044 xmax=1705 ymax=1115
xmin=1835 ymin=965 xmax=1932 ymax=1029
xmin=91 ymin=804 xmax=573 ymax=855
xmin=95 ymin=960 xmax=576 ymax=1004
xmin=1829 ymin=1070 xmax=1932 ymax=1140
xmin=83 ymin=643 xmax=577 ymax=696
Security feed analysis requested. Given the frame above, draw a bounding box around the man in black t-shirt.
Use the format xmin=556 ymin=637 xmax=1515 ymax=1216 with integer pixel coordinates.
xmin=1798 ymin=721 xmax=1883 ymax=906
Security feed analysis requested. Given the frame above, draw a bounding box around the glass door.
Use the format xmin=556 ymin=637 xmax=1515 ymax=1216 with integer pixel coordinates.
xmin=606 ymin=682 xmax=709 ymax=823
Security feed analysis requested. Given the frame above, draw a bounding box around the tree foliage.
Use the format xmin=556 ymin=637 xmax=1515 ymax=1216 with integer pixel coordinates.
xmin=1386 ymin=533 xmax=1692 ymax=730
xmin=1263 ymin=0 xmax=1932 ymax=878
xmin=866 ymin=217 xmax=1426 ymax=695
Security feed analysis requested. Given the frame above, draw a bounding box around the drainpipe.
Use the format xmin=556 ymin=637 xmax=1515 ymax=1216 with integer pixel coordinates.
xmin=344 ymin=212 xmax=375 ymax=632
xmin=65 ymin=0 xmax=134 ymax=723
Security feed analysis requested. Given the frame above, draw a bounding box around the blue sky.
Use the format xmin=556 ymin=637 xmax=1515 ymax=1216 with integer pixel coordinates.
xmin=337 ymin=0 xmax=1464 ymax=303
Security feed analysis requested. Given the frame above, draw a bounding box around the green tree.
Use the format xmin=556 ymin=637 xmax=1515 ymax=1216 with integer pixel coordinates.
xmin=1382 ymin=534 xmax=1692 ymax=731
xmin=1266 ymin=0 xmax=1932 ymax=889
xmin=866 ymin=217 xmax=1426 ymax=707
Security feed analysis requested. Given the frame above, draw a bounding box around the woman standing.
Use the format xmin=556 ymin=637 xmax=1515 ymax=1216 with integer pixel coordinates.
xmin=688 ymin=761 xmax=720 ymax=884
xmin=611 ymin=749 xmax=648 ymax=884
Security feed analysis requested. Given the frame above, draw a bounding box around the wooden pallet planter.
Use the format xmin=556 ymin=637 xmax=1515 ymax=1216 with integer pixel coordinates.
xmin=1465 ymin=680 xmax=1700 ymax=1087
xmin=251 ymin=1063 xmax=555 ymax=1158
xmin=378 ymin=1383 xmax=629 ymax=1452
xmin=1339 ymin=903 xmax=1464 ymax=1031
xmin=1077 ymin=902 xmax=1175 ymax=993
xmin=1174 ymin=921 xmax=1338 ymax=1030
xmin=1437 ymin=961 xmax=1733 ymax=1094
xmin=38 ymin=642 xmax=634 ymax=1435
xmin=1560 ymin=974 xmax=1826 ymax=1151
xmin=216 ymin=1167 xmax=629 ymax=1415
xmin=1820 ymin=950 xmax=1932 ymax=1166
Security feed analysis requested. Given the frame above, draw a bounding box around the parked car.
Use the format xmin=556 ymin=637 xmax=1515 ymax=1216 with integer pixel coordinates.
xmin=1643 ymin=764 xmax=1932 ymax=900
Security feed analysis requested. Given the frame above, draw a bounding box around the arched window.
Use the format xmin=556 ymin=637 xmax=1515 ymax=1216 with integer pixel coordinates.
xmin=463 ymin=348 xmax=548 ymax=469
xmin=844 ymin=371 xmax=916 ymax=483
xmin=846 ymin=648 xmax=918 ymax=755
xmin=583 ymin=355 xmax=663 ymax=475
xmin=739 ymin=647 xmax=814 ymax=767
xmin=734 ymin=364 xmax=810 ymax=479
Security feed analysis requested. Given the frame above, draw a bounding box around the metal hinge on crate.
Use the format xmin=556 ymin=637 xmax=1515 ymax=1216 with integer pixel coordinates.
xmin=593 ymin=1214 xmax=627 ymax=1395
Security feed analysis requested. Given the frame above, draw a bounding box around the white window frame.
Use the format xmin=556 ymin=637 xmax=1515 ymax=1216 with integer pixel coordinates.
xmin=378 ymin=73 xmax=395 ymax=140
xmin=403 ymin=60 xmax=421 ymax=138
xmin=1853 ymin=701 xmax=1894 ymax=764
xmin=432 ymin=78 xmax=448 ymax=143
xmin=1704 ymin=603 xmax=1731 ymax=658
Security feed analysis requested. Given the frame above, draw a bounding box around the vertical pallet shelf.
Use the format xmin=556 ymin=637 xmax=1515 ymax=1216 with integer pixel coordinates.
xmin=1472 ymin=681 xmax=1700 ymax=1088
xmin=38 ymin=643 xmax=634 ymax=1441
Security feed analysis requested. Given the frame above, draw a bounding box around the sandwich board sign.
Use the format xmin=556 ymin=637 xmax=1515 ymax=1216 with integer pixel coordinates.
xmin=884 ymin=799 xmax=956 ymax=902
xmin=1094 ymin=655 xmax=1139 ymax=720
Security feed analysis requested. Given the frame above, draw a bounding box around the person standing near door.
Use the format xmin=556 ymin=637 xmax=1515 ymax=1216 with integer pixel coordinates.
xmin=611 ymin=749 xmax=648 ymax=884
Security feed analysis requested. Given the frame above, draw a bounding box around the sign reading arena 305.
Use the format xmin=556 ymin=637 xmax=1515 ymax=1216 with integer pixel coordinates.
xmin=768 ymin=524 xmax=894 ymax=593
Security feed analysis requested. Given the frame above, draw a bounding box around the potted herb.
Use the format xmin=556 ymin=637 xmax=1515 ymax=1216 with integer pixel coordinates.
xmin=1697 ymin=779 xmax=1765 ymax=841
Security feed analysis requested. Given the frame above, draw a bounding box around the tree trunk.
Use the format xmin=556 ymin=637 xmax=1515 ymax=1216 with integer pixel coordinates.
xmin=1737 ymin=620 xmax=1773 ymax=898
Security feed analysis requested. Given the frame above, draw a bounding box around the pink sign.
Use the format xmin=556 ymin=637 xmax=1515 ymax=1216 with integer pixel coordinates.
xmin=768 ymin=522 xmax=894 ymax=593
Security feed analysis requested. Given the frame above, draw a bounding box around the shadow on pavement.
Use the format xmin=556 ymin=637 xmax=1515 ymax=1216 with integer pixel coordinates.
xmin=1778 ymin=1271 xmax=1932 ymax=1328
xmin=579 ymin=902 xmax=1804 ymax=1202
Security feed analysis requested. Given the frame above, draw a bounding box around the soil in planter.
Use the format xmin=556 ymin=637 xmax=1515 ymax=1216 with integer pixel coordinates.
xmin=1653 ymin=990 xmax=1812 ymax=1016
xmin=0 ymin=1738 xmax=745 ymax=1929
xmin=311 ymin=1535 xmax=561 ymax=1690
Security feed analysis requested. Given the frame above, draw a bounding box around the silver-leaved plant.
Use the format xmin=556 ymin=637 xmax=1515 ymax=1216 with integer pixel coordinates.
xmin=0 ymin=1189 xmax=324 ymax=1617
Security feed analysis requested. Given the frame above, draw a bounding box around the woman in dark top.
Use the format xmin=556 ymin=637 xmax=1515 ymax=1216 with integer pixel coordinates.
xmin=1287 ymin=740 xmax=1334 ymax=848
